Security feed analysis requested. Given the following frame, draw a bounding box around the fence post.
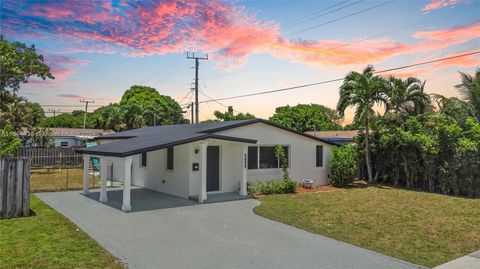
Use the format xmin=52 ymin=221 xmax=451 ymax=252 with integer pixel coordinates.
xmin=14 ymin=158 xmax=23 ymax=217
xmin=0 ymin=157 xmax=31 ymax=219
xmin=0 ymin=159 xmax=5 ymax=219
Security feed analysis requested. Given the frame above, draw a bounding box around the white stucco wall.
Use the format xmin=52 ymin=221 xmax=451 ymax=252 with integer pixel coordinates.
xmin=215 ymin=122 xmax=333 ymax=186
xmin=188 ymin=141 xmax=244 ymax=196
xmin=94 ymin=122 xmax=333 ymax=200
xmin=54 ymin=137 xmax=81 ymax=147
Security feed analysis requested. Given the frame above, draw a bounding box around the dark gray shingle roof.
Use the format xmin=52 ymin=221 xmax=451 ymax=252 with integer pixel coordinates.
xmin=76 ymin=119 xmax=336 ymax=157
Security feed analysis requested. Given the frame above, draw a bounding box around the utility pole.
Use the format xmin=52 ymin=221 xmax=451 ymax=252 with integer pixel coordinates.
xmin=48 ymin=108 xmax=60 ymax=117
xmin=187 ymin=52 xmax=208 ymax=124
xmin=80 ymin=99 xmax=95 ymax=129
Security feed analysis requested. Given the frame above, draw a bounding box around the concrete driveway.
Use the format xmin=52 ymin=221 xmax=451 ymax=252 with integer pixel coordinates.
xmin=36 ymin=189 xmax=422 ymax=269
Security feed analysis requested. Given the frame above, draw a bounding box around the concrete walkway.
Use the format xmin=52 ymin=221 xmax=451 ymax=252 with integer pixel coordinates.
xmin=434 ymin=251 xmax=480 ymax=269
xmin=36 ymin=189 xmax=423 ymax=269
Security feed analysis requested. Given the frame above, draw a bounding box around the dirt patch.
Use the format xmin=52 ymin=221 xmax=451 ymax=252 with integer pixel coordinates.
xmin=297 ymin=185 xmax=339 ymax=193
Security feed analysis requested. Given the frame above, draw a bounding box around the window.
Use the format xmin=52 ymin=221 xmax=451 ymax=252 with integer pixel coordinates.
xmin=166 ymin=147 xmax=174 ymax=170
xmin=316 ymin=145 xmax=323 ymax=167
xmin=260 ymin=146 xmax=278 ymax=169
xmin=140 ymin=152 xmax=147 ymax=167
xmin=248 ymin=146 xmax=289 ymax=170
xmin=60 ymin=141 xmax=69 ymax=147
xmin=248 ymin=147 xmax=258 ymax=169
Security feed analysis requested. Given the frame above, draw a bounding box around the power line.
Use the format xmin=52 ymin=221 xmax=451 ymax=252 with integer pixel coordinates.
xmin=39 ymin=104 xmax=103 ymax=107
xmin=178 ymin=88 xmax=194 ymax=106
xmin=139 ymin=56 xmax=185 ymax=84
xmin=223 ymin=0 xmax=363 ymax=54
xmin=288 ymin=0 xmax=395 ymax=36
xmin=204 ymin=18 xmax=436 ymax=81
xmin=187 ymin=52 xmax=208 ymax=124
xmin=199 ymin=85 xmax=243 ymax=114
xmin=283 ymin=0 xmax=363 ymax=31
xmin=199 ymin=50 xmax=480 ymax=104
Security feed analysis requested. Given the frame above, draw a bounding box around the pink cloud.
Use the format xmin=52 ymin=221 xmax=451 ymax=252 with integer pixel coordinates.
xmin=422 ymin=0 xmax=464 ymax=13
xmin=1 ymin=0 xmax=478 ymax=69
xmin=56 ymin=94 xmax=87 ymax=99
xmin=380 ymin=50 xmax=480 ymax=78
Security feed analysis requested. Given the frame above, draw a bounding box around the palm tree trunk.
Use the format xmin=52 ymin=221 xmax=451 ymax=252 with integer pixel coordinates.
xmin=364 ymin=117 xmax=374 ymax=183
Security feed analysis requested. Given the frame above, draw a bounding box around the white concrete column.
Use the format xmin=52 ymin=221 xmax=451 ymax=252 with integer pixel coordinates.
xmin=122 ymin=156 xmax=132 ymax=212
xmin=240 ymin=144 xmax=248 ymax=196
xmin=99 ymin=157 xmax=108 ymax=203
xmin=199 ymin=141 xmax=208 ymax=203
xmin=82 ymin=154 xmax=90 ymax=195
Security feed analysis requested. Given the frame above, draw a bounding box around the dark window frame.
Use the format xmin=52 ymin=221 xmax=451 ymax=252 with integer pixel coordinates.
xmin=316 ymin=145 xmax=323 ymax=167
xmin=247 ymin=146 xmax=258 ymax=170
xmin=140 ymin=152 xmax=147 ymax=167
xmin=60 ymin=141 xmax=69 ymax=147
xmin=166 ymin=147 xmax=174 ymax=170
xmin=248 ymin=145 xmax=289 ymax=170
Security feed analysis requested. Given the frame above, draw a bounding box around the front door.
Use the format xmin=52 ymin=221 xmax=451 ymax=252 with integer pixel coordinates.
xmin=206 ymin=146 xmax=220 ymax=192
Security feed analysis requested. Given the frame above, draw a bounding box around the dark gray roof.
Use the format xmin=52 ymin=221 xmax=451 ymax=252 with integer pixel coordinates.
xmin=76 ymin=119 xmax=336 ymax=157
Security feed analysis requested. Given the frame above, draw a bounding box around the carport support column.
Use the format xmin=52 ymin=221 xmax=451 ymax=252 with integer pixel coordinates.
xmin=122 ymin=156 xmax=132 ymax=212
xmin=82 ymin=154 xmax=90 ymax=195
xmin=99 ymin=157 xmax=108 ymax=203
xmin=240 ymin=145 xmax=248 ymax=196
xmin=199 ymin=141 xmax=208 ymax=203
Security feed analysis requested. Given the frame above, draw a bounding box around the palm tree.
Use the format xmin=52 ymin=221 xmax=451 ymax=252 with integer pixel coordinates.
xmin=455 ymin=69 xmax=480 ymax=120
xmin=337 ymin=65 xmax=387 ymax=183
xmin=385 ymin=76 xmax=429 ymax=115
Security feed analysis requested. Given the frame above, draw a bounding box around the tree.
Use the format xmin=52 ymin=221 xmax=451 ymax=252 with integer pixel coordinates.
xmin=430 ymin=94 xmax=474 ymax=124
xmin=329 ymin=145 xmax=358 ymax=187
xmin=92 ymin=104 xmax=126 ymax=131
xmin=0 ymin=99 xmax=32 ymax=132
xmin=456 ymin=69 xmax=480 ymax=120
xmin=0 ymin=124 xmax=21 ymax=157
xmin=120 ymin=85 xmax=184 ymax=125
xmin=38 ymin=112 xmax=91 ymax=129
xmin=0 ymin=36 xmax=54 ymax=93
xmin=384 ymin=76 xmax=429 ymax=116
xmin=337 ymin=65 xmax=387 ymax=183
xmin=270 ymin=104 xmax=341 ymax=132
xmin=22 ymin=126 xmax=54 ymax=147
xmin=123 ymin=104 xmax=147 ymax=130
xmin=213 ymin=106 xmax=255 ymax=121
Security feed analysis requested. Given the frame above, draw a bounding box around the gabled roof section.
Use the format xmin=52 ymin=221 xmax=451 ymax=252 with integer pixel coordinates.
xmin=76 ymin=119 xmax=336 ymax=157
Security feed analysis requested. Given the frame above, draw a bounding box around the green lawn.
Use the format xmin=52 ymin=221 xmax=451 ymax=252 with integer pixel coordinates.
xmin=30 ymin=167 xmax=98 ymax=192
xmin=254 ymin=185 xmax=480 ymax=267
xmin=0 ymin=195 xmax=124 ymax=269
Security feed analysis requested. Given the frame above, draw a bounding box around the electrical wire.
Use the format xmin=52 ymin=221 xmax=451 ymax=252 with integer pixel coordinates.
xmin=199 ymin=50 xmax=480 ymax=104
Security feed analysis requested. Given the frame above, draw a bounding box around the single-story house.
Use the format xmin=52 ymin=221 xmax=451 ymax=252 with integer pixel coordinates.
xmin=305 ymin=130 xmax=358 ymax=145
xmin=76 ymin=119 xmax=336 ymax=212
xmin=47 ymin=128 xmax=114 ymax=148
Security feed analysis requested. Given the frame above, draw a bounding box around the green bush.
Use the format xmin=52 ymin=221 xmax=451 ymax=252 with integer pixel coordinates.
xmin=248 ymin=179 xmax=297 ymax=195
xmin=0 ymin=124 xmax=21 ymax=157
xmin=329 ymin=145 xmax=358 ymax=187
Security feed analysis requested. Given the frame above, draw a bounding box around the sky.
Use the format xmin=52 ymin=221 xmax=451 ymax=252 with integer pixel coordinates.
xmin=1 ymin=0 xmax=479 ymax=123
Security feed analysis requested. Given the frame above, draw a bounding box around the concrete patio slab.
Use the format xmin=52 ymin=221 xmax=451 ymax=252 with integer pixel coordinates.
xmin=434 ymin=251 xmax=480 ymax=269
xmin=36 ymin=189 xmax=423 ymax=269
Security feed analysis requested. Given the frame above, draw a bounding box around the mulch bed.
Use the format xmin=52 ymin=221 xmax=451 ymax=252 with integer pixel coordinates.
xmin=296 ymin=185 xmax=339 ymax=193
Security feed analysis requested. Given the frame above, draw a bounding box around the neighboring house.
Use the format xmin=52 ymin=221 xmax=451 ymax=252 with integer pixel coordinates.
xmin=48 ymin=128 xmax=114 ymax=148
xmin=305 ymin=130 xmax=358 ymax=145
xmin=77 ymin=119 xmax=336 ymax=212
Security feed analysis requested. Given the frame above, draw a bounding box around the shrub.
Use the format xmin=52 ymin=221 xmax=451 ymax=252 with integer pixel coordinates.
xmin=0 ymin=124 xmax=21 ymax=157
xmin=329 ymin=144 xmax=357 ymax=187
xmin=249 ymin=178 xmax=297 ymax=195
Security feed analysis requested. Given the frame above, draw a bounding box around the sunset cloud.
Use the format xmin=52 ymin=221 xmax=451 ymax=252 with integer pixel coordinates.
xmin=1 ymin=0 xmax=478 ymax=69
xmin=56 ymin=94 xmax=87 ymax=99
xmin=422 ymin=0 xmax=464 ymax=13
